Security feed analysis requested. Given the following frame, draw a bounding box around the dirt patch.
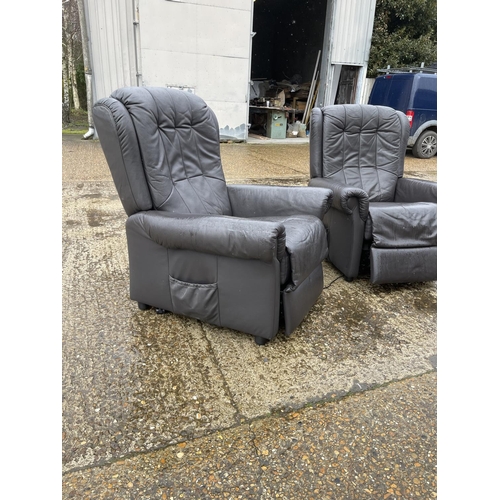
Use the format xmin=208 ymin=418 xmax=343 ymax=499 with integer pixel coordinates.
xmin=404 ymin=152 xmax=437 ymax=174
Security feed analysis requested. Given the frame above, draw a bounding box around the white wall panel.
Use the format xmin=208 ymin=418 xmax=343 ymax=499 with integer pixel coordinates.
xmin=140 ymin=2 xmax=198 ymax=54
xmin=140 ymin=49 xmax=198 ymax=88
xmin=195 ymin=53 xmax=250 ymax=102
xmin=140 ymin=0 xmax=253 ymax=139
xmin=140 ymin=2 xmax=249 ymax=59
xmin=209 ymin=101 xmax=250 ymax=141
xmin=187 ymin=0 xmax=249 ymax=9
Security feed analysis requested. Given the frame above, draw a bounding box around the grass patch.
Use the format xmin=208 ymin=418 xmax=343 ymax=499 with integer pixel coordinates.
xmin=63 ymin=108 xmax=89 ymax=134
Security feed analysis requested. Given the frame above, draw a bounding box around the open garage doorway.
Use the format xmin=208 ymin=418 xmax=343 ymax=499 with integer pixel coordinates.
xmin=249 ymin=0 xmax=328 ymax=139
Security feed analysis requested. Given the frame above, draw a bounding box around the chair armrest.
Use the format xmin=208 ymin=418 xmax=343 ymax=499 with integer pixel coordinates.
xmin=395 ymin=177 xmax=437 ymax=203
xmin=227 ymin=184 xmax=333 ymax=220
xmin=308 ymin=178 xmax=369 ymax=221
xmin=126 ymin=211 xmax=286 ymax=262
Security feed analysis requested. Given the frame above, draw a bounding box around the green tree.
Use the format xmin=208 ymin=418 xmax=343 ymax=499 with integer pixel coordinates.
xmin=62 ymin=0 xmax=87 ymax=126
xmin=367 ymin=0 xmax=437 ymax=77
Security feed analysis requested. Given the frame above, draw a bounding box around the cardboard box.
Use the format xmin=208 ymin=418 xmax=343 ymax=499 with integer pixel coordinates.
xmin=295 ymin=100 xmax=306 ymax=112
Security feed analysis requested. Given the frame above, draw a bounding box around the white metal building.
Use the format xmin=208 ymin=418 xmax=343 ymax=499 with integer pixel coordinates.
xmin=84 ymin=0 xmax=376 ymax=141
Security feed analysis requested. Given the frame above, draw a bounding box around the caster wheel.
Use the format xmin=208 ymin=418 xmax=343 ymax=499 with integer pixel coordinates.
xmin=155 ymin=308 xmax=168 ymax=314
xmin=138 ymin=302 xmax=152 ymax=311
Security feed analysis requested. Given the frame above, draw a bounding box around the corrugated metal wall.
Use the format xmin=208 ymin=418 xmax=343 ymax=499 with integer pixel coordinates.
xmin=317 ymin=0 xmax=377 ymax=106
xmin=330 ymin=0 xmax=376 ymax=65
xmin=85 ymin=0 xmax=137 ymax=101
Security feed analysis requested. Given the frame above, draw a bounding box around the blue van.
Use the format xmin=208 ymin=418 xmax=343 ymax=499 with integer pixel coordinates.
xmin=368 ymin=72 xmax=437 ymax=158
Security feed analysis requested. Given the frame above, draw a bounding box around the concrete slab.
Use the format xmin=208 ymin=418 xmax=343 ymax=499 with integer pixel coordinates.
xmin=62 ymin=372 xmax=436 ymax=499
xmin=205 ymin=263 xmax=436 ymax=420
xmin=62 ymin=181 xmax=239 ymax=472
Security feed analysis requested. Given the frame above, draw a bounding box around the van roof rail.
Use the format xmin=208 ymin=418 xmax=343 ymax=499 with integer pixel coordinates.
xmin=377 ymin=64 xmax=437 ymax=75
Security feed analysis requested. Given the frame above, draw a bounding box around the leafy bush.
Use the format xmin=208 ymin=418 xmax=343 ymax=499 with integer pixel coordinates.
xmin=367 ymin=0 xmax=437 ymax=77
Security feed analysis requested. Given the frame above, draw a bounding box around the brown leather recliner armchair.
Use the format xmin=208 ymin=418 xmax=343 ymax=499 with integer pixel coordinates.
xmin=308 ymin=104 xmax=437 ymax=284
xmin=93 ymin=87 xmax=333 ymax=344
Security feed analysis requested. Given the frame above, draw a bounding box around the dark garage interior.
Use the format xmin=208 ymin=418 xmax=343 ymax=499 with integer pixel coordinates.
xmin=249 ymin=0 xmax=328 ymax=138
xmin=251 ymin=0 xmax=327 ymax=83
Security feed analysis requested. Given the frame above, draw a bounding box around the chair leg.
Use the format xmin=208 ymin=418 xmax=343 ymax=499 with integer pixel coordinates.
xmin=138 ymin=302 xmax=152 ymax=311
xmin=254 ymin=336 xmax=269 ymax=346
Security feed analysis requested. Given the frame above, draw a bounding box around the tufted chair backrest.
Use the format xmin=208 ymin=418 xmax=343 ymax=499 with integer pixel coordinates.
xmin=309 ymin=104 xmax=410 ymax=202
xmin=93 ymin=86 xmax=232 ymax=216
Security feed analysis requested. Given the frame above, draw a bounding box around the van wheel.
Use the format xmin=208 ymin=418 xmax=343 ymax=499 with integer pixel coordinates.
xmin=412 ymin=130 xmax=437 ymax=159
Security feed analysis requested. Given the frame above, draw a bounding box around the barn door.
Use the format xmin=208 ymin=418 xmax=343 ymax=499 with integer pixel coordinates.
xmin=335 ymin=65 xmax=359 ymax=104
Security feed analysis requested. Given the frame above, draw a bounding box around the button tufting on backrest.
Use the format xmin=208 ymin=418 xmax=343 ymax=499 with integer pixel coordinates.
xmin=320 ymin=104 xmax=409 ymax=202
xmin=110 ymin=86 xmax=232 ymax=215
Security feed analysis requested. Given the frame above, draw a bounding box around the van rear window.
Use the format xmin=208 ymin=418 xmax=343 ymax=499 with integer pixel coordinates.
xmin=413 ymin=77 xmax=437 ymax=109
xmin=370 ymin=77 xmax=412 ymax=112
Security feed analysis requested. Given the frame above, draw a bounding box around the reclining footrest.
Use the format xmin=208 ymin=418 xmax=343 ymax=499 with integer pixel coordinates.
xmin=370 ymin=246 xmax=437 ymax=284
xmin=282 ymin=264 xmax=323 ymax=335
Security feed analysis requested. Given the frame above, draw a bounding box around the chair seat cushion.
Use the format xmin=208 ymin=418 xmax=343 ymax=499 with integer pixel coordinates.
xmin=250 ymin=215 xmax=328 ymax=289
xmin=365 ymin=202 xmax=437 ymax=248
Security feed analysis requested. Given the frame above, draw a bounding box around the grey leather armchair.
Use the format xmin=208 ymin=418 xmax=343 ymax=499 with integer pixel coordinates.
xmin=93 ymin=87 xmax=332 ymax=344
xmin=308 ymin=104 xmax=437 ymax=284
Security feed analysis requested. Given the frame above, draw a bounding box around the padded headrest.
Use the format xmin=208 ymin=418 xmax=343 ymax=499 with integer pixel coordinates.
xmin=94 ymin=87 xmax=232 ymax=216
xmin=310 ymin=104 xmax=410 ymax=202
